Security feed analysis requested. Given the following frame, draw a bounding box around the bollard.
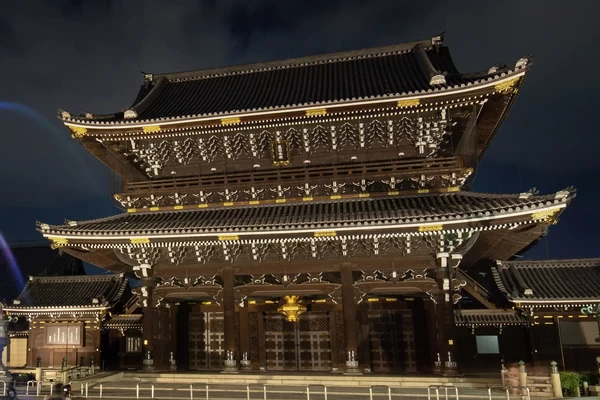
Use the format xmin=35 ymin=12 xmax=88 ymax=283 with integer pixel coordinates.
xmin=500 ymin=359 xmax=508 ymax=387
xmin=518 ymin=360 xmax=528 ymax=397
xmin=550 ymin=361 xmax=563 ymax=398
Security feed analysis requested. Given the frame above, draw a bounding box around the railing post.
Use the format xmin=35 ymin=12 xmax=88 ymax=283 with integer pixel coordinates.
xmin=518 ymin=360 xmax=528 ymax=397
xmin=2 ymin=381 xmax=5 ymax=396
xmin=550 ymin=361 xmax=563 ymax=398
xmin=99 ymin=382 xmax=103 ymax=399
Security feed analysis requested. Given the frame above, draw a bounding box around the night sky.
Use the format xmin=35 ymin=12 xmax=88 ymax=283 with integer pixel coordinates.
xmin=0 ymin=1 xmax=598 ymax=265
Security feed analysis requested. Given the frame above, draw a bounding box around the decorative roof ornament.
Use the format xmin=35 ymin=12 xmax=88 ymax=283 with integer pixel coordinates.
xmin=60 ymin=110 xmax=71 ymax=119
xmin=431 ymin=33 xmax=444 ymax=46
xmin=124 ymin=109 xmax=138 ymax=119
xmin=515 ymin=57 xmax=529 ymax=69
xmin=429 ymin=74 xmax=447 ymax=86
xmin=85 ymin=113 xmax=93 ymax=119
xmin=143 ymin=72 xmax=153 ymax=82
xmin=524 ymin=288 xmax=534 ymax=296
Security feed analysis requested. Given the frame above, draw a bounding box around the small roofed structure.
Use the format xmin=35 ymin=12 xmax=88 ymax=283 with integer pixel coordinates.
xmin=455 ymin=259 xmax=600 ymax=374
xmin=3 ymin=274 xmax=131 ymax=368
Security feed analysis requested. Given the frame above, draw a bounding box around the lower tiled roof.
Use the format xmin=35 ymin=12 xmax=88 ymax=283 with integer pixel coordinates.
xmin=104 ymin=314 xmax=142 ymax=330
xmin=38 ymin=190 xmax=573 ymax=237
xmin=455 ymin=310 xmax=528 ymax=326
xmin=493 ymin=259 xmax=600 ymax=303
xmin=5 ymin=274 xmax=128 ymax=310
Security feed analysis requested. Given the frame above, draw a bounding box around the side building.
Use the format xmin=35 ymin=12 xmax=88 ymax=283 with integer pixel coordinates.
xmin=32 ymin=33 xmax=597 ymax=374
xmin=2 ymin=274 xmax=135 ymax=369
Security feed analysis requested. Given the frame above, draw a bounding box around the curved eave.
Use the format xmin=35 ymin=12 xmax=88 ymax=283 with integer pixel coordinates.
xmin=59 ymin=68 xmax=529 ymax=132
xmin=4 ymin=306 xmax=109 ymax=314
xmin=511 ymin=299 xmax=600 ymax=305
xmin=39 ymin=201 xmax=568 ymax=247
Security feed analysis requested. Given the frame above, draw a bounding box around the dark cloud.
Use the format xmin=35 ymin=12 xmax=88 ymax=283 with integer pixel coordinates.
xmin=0 ymin=0 xmax=598 ymax=261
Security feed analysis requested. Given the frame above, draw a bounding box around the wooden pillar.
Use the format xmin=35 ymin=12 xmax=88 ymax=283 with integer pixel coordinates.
xmin=141 ymin=269 xmax=155 ymax=371
xmin=435 ymin=253 xmax=459 ymax=375
xmin=239 ymin=299 xmax=251 ymax=371
xmin=222 ymin=267 xmax=239 ymax=372
xmin=169 ymin=304 xmax=178 ymax=370
xmin=341 ymin=264 xmax=361 ymax=374
xmin=359 ymin=309 xmax=372 ymax=372
xmin=257 ymin=312 xmax=266 ymax=370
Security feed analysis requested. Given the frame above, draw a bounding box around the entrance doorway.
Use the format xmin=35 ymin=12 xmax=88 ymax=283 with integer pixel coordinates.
xmin=369 ymin=309 xmax=417 ymax=372
xmin=264 ymin=312 xmax=331 ymax=371
xmin=188 ymin=311 xmax=224 ymax=370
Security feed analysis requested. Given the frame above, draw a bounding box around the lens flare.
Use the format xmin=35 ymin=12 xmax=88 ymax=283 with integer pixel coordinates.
xmin=0 ymin=232 xmax=25 ymax=296
xmin=0 ymin=101 xmax=95 ymax=184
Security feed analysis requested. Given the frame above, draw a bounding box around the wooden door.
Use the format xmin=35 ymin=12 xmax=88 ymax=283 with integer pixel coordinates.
xmin=189 ymin=311 xmax=224 ymax=370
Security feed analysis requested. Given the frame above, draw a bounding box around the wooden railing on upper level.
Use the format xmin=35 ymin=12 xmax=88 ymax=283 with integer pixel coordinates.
xmin=123 ymin=157 xmax=464 ymax=194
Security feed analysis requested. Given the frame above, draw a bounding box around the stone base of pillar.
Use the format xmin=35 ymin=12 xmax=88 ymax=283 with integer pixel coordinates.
xmin=442 ymin=361 xmax=459 ymax=376
xmin=343 ymin=360 xmax=363 ymax=375
xmin=240 ymin=360 xmax=252 ymax=372
xmin=221 ymin=359 xmax=240 ymax=374
xmin=432 ymin=360 xmax=443 ymax=375
xmin=142 ymin=358 xmax=154 ymax=371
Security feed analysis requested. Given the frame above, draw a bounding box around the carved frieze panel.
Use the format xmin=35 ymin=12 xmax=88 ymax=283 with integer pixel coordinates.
xmin=118 ymin=110 xmax=455 ymax=177
xmin=114 ymin=234 xmax=448 ymax=269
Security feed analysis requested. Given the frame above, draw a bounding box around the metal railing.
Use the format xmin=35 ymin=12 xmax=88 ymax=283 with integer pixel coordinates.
xmin=307 ymin=384 xmax=327 ymax=400
xmin=427 ymin=385 xmax=459 ymax=400
xmin=190 ymin=382 xmax=209 ymax=400
xmin=488 ymin=386 xmax=509 ymax=400
xmin=246 ymin=383 xmax=266 ymax=400
xmin=26 ymin=380 xmax=42 ymax=396
xmin=18 ymin=379 xmax=469 ymax=399
xmin=1 ymin=380 xmax=5 ymax=397
xmin=136 ymin=382 xmax=155 ymax=399
xmin=369 ymin=385 xmax=392 ymax=400
xmin=487 ymin=385 xmax=530 ymax=400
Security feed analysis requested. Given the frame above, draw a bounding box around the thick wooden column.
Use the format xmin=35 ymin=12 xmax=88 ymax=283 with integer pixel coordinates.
xmin=140 ymin=264 xmax=155 ymax=370
xmin=169 ymin=304 xmax=178 ymax=370
xmin=435 ymin=253 xmax=459 ymax=375
xmin=340 ymin=264 xmax=362 ymax=374
xmin=239 ymin=299 xmax=251 ymax=371
xmin=222 ymin=267 xmax=239 ymax=372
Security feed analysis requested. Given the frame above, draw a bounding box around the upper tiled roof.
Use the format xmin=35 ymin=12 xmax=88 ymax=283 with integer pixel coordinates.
xmin=38 ymin=189 xmax=573 ymax=238
xmin=455 ymin=310 xmax=528 ymax=326
xmin=493 ymin=259 xmax=600 ymax=303
xmin=0 ymin=244 xmax=85 ymax=303
xmin=5 ymin=274 xmax=128 ymax=310
xmin=59 ymin=34 xmax=530 ymax=124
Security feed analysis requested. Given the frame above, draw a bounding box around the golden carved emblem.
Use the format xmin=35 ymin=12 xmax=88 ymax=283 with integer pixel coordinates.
xmin=418 ymin=224 xmax=444 ymax=232
xmin=142 ymin=125 xmax=161 ymax=133
xmin=531 ymin=208 xmax=560 ymax=224
xmin=397 ymin=99 xmax=421 ymax=108
xmin=221 ymin=117 xmax=241 ymax=125
xmin=69 ymin=126 xmax=88 ymax=139
xmin=130 ymin=238 xmax=150 ymax=244
xmin=305 ymin=108 xmax=327 ymax=117
xmin=494 ymin=77 xmax=520 ymax=94
xmin=277 ymin=296 xmax=307 ymax=322
xmin=48 ymin=236 xmax=68 ymax=249
xmin=218 ymin=235 xmax=239 ymax=241
xmin=314 ymin=231 xmax=337 ymax=238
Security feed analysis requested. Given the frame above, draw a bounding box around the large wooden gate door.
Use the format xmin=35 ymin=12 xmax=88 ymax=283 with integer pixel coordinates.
xmin=264 ymin=312 xmax=331 ymax=371
xmin=369 ymin=309 xmax=416 ymax=372
xmin=189 ymin=311 xmax=224 ymax=370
